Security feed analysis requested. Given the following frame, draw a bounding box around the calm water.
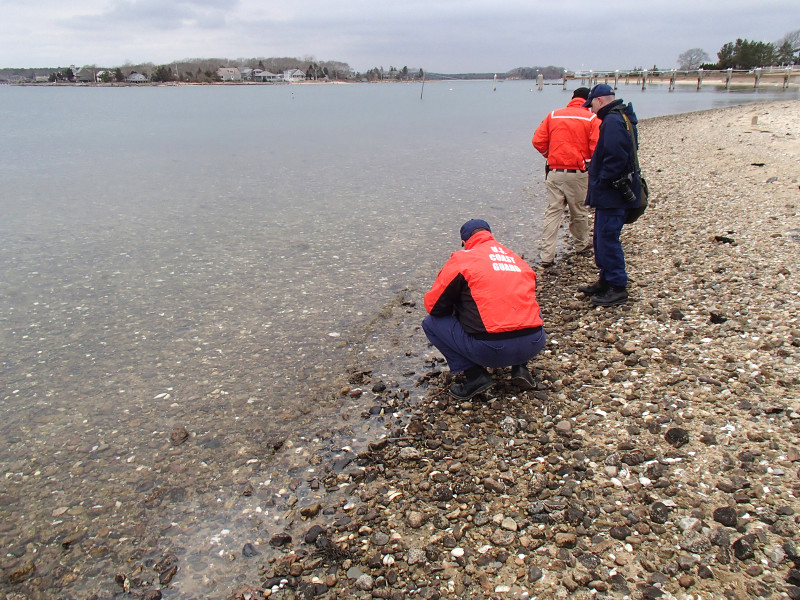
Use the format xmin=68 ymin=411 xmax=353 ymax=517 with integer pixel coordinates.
xmin=0 ymin=80 xmax=797 ymax=597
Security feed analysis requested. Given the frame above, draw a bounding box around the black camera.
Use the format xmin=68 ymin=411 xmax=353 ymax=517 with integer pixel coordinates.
xmin=612 ymin=174 xmax=637 ymax=204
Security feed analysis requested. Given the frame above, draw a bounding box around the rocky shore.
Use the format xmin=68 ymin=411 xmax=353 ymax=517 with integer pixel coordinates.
xmin=216 ymin=99 xmax=800 ymax=600
xmin=5 ymin=100 xmax=797 ymax=600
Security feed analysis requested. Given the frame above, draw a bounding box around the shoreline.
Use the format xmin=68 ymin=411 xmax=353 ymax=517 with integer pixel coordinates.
xmin=231 ymin=99 xmax=800 ymax=599
xmin=2 ymin=99 xmax=798 ymax=599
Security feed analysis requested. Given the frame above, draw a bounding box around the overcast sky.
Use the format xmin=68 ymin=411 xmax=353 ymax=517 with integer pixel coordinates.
xmin=1 ymin=0 xmax=797 ymax=72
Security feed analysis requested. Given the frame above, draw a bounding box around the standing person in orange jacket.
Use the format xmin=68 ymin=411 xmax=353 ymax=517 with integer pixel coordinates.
xmin=423 ymin=220 xmax=546 ymax=400
xmin=532 ymin=87 xmax=600 ymax=267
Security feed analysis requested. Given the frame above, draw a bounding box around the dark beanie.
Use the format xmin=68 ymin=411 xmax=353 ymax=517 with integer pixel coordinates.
xmin=572 ymin=87 xmax=590 ymax=100
xmin=460 ymin=219 xmax=491 ymax=242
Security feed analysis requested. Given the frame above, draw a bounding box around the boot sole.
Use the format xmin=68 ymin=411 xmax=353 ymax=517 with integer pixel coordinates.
xmin=591 ymin=296 xmax=628 ymax=306
xmin=511 ymin=375 xmax=535 ymax=390
xmin=449 ymin=381 xmax=495 ymax=400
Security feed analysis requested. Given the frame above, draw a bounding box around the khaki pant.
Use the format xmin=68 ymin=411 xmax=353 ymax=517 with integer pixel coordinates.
xmin=539 ymin=170 xmax=590 ymax=263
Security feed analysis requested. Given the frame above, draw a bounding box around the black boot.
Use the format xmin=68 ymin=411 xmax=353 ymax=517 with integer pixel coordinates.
xmin=578 ymin=279 xmax=608 ymax=296
xmin=450 ymin=366 xmax=494 ymax=400
xmin=511 ymin=364 xmax=535 ymax=390
xmin=591 ymin=285 xmax=628 ymax=306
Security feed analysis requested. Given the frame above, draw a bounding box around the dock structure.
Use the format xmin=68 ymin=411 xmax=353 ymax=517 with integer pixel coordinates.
xmin=564 ymin=66 xmax=799 ymax=91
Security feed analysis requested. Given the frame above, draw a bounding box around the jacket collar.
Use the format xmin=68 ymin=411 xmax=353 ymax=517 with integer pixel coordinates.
xmin=568 ymin=97 xmax=590 ymax=109
xmin=597 ymin=98 xmax=624 ymax=120
xmin=464 ymin=229 xmax=495 ymax=250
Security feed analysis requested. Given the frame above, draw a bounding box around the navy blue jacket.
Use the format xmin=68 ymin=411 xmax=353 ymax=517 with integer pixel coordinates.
xmin=586 ymin=99 xmax=641 ymax=210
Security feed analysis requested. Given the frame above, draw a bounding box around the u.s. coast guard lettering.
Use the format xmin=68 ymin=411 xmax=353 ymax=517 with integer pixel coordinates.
xmin=489 ymin=246 xmax=522 ymax=272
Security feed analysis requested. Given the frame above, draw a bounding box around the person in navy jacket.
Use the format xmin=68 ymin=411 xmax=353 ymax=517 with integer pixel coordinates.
xmin=423 ymin=219 xmax=547 ymax=400
xmin=580 ymin=83 xmax=642 ymax=306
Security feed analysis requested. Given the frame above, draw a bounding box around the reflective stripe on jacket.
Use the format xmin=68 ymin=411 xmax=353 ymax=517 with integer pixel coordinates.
xmin=532 ymin=98 xmax=600 ymax=171
xmin=424 ymin=230 xmax=543 ymax=337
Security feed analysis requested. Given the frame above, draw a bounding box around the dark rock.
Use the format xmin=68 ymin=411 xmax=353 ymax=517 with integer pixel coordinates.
xmin=304 ymin=525 xmax=325 ymax=545
xmin=788 ymin=569 xmax=800 ymax=586
xmin=709 ymin=312 xmax=728 ymax=324
xmin=242 ymin=543 xmax=260 ymax=558
xmin=698 ymin=565 xmax=713 ymax=579
xmin=608 ymin=573 xmax=629 ymax=593
xmin=670 ymin=308 xmax=685 ymax=321
xmin=665 ymin=428 xmax=689 ymax=447
xmin=610 ymin=525 xmax=631 ymax=540
xmin=732 ymin=534 xmax=757 ymax=561
xmin=641 ymin=585 xmax=664 ymax=599
xmin=650 ymin=502 xmax=671 ymax=524
xmin=143 ymin=591 xmax=163 ymax=600
xmin=270 ymin=532 xmax=292 ymax=547
xmin=528 ymin=565 xmax=543 ymax=582
xmin=713 ymin=506 xmax=738 ymax=528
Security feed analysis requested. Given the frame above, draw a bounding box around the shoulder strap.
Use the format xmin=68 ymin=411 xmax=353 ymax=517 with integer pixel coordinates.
xmin=612 ymin=105 xmax=641 ymax=174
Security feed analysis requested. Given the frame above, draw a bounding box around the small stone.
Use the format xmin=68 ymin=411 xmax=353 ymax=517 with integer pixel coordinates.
xmin=555 ymin=533 xmax=577 ymax=547
xmin=398 ymin=447 xmax=421 ymax=460
xmin=501 ymin=517 xmax=518 ymax=532
xmin=610 ymin=525 xmax=631 ymax=540
xmin=697 ymin=565 xmax=714 ymax=579
xmin=406 ymin=511 xmax=427 ymax=528
xmin=678 ymin=575 xmax=695 ymax=588
xmin=528 ymin=565 xmax=543 ymax=582
xmin=242 ymin=543 xmax=260 ymax=557
xmin=355 ymin=574 xmax=374 ymax=591
xmin=170 ymin=426 xmax=190 ymax=445
xmin=269 ymin=532 xmax=292 ymax=547
xmin=713 ymin=506 xmax=738 ymax=528
xmin=733 ymin=534 xmax=757 ymax=561
xmin=650 ymin=502 xmax=671 ymax=524
xmin=665 ymin=428 xmax=689 ymax=447
xmin=300 ymin=503 xmax=322 ymax=518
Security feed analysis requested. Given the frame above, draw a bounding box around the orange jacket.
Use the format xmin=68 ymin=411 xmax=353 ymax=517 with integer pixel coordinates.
xmin=424 ymin=230 xmax=543 ymax=337
xmin=532 ymin=98 xmax=600 ymax=171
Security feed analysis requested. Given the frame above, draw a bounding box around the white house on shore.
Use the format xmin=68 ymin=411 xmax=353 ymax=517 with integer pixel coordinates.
xmin=127 ymin=72 xmax=147 ymax=83
xmin=284 ymin=68 xmax=306 ymax=82
xmin=217 ymin=67 xmax=242 ymax=82
xmin=253 ymin=70 xmax=282 ymax=82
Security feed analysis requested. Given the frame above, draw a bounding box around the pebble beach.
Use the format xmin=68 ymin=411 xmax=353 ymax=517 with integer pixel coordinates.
xmin=4 ymin=98 xmax=799 ymax=599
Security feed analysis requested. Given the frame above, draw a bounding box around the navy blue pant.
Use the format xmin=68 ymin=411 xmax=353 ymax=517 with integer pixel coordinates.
xmin=422 ymin=314 xmax=547 ymax=373
xmin=593 ymin=208 xmax=628 ymax=287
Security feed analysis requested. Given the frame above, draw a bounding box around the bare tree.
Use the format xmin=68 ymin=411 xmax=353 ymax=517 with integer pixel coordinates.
xmin=677 ymin=48 xmax=710 ymax=70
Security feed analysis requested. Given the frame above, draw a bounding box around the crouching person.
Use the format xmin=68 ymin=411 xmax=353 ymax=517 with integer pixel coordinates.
xmin=422 ymin=219 xmax=547 ymax=400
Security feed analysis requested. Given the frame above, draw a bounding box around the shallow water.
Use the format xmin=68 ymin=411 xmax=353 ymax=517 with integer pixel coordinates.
xmin=0 ymin=80 xmax=797 ymax=597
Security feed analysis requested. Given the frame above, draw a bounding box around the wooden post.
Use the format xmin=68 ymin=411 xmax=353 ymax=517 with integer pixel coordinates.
xmin=493 ymin=73 xmax=497 ymax=92
xmin=726 ymin=68 xmax=733 ymax=90
xmin=614 ymin=70 xmax=619 ymax=90
xmin=785 ymin=67 xmax=792 ymax=89
xmin=754 ymin=68 xmax=762 ymax=89
xmin=537 ymin=73 xmax=544 ymax=91
xmin=562 ymin=70 xmax=567 ymax=91
xmin=697 ymin=68 xmax=703 ymax=90
xmin=669 ymin=70 xmax=676 ymax=92
xmin=641 ymin=69 xmax=647 ymax=90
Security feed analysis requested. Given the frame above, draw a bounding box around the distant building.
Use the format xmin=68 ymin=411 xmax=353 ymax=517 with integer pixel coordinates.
xmin=284 ymin=68 xmax=306 ymax=83
xmin=75 ymin=67 xmax=96 ymax=83
xmin=127 ymin=72 xmax=147 ymax=83
xmin=217 ymin=67 xmax=242 ymax=82
xmin=253 ymin=69 xmax=282 ymax=82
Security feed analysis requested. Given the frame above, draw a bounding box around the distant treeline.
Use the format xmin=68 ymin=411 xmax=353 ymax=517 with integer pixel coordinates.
xmin=0 ymin=56 xmax=567 ymax=84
